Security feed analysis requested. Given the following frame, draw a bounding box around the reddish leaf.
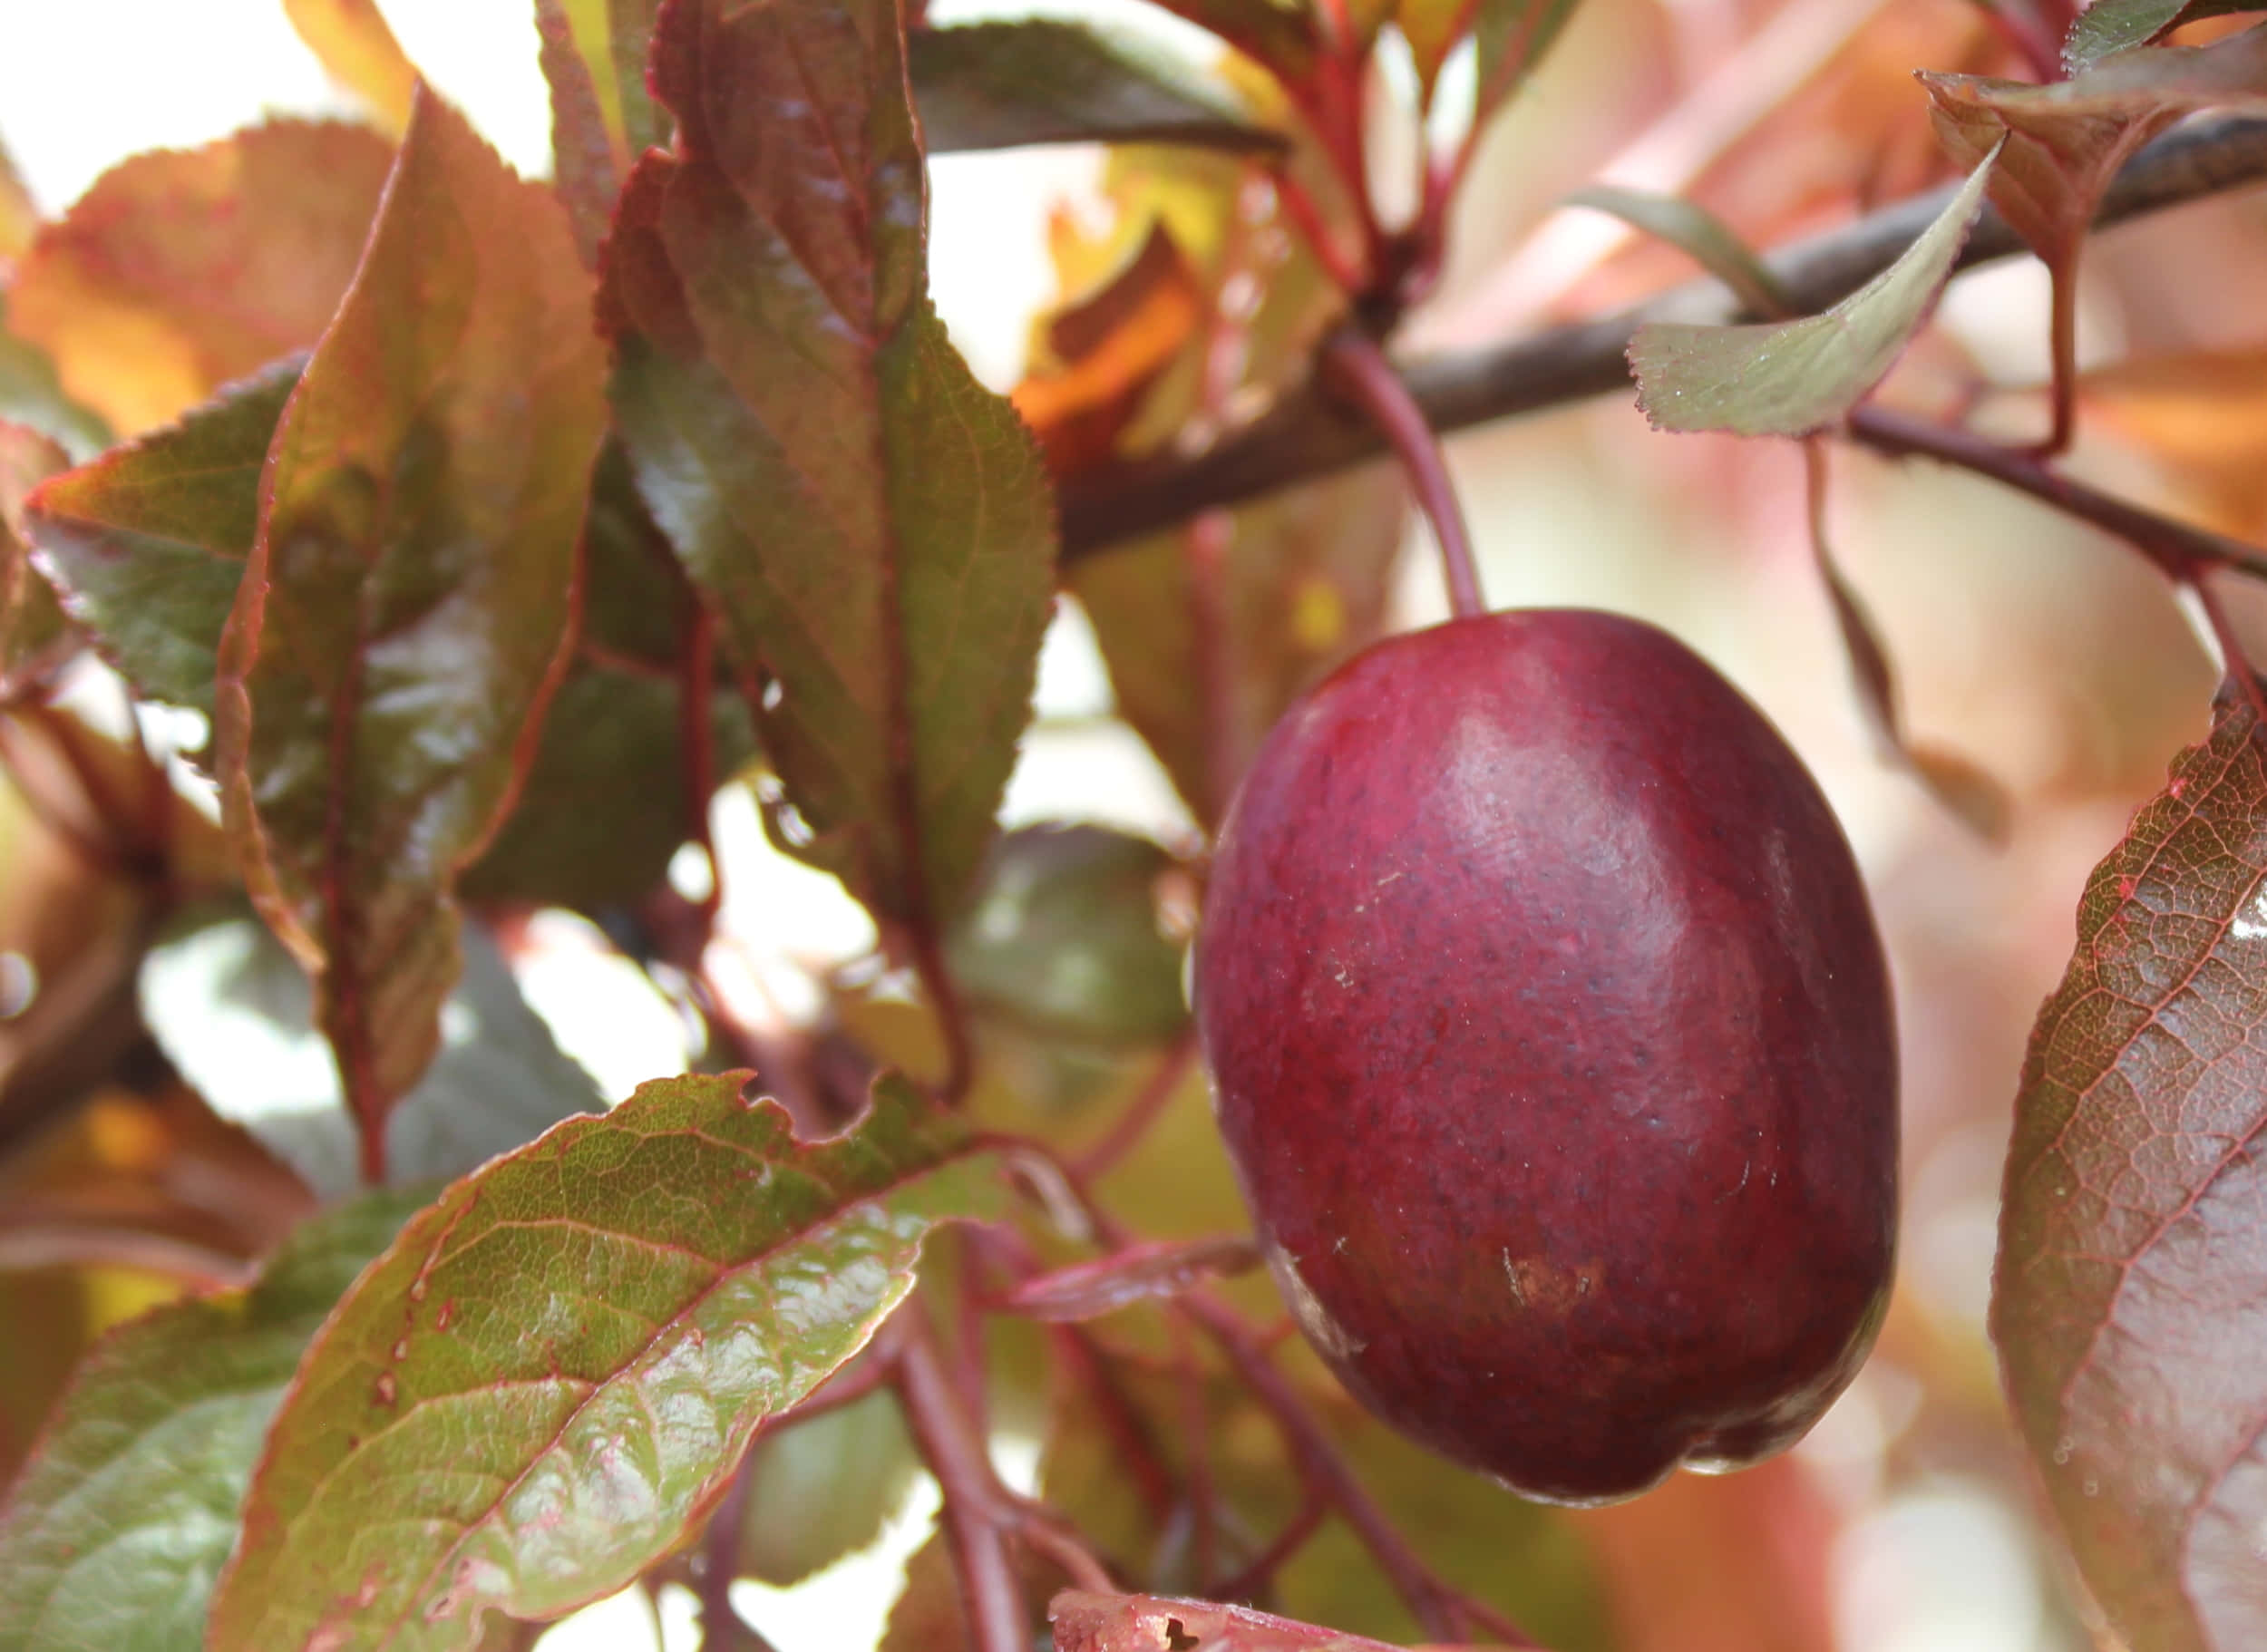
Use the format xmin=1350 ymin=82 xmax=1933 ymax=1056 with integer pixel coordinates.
xmin=1920 ymin=26 xmax=2267 ymax=309
xmin=212 ymin=87 xmax=606 ymax=1181
xmin=2065 ymin=0 xmax=2262 ymax=73
xmin=0 ymin=423 xmax=74 ymax=698
xmin=535 ymin=0 xmax=665 ymax=267
xmin=1994 ymin=685 xmax=2267 ymax=1651
xmin=6 ymin=121 xmax=394 ymax=435
xmin=283 ymin=0 xmax=420 ymax=134
xmin=206 ymin=1071 xmax=1003 ymax=1651
xmin=1629 ymin=145 xmax=2000 ymax=437
xmin=24 ymin=360 xmax=298 ymax=715
xmin=1140 ymin=0 xmax=1320 ymax=85
xmin=602 ymin=0 xmax=1056 ymax=934
xmin=1050 ymin=1590 xmax=1484 ymax=1650
xmin=997 ymin=1237 xmax=1260 ymax=1322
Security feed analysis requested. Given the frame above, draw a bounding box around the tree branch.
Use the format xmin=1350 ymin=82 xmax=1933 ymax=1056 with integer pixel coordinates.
xmin=1059 ymin=114 xmax=2267 ymax=559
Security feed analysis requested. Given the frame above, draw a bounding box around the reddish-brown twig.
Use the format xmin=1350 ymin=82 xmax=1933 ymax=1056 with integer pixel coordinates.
xmin=1071 ymin=1034 xmax=1199 ymax=1181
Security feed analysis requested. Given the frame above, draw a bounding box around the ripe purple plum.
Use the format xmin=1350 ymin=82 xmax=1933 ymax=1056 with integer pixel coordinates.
xmin=1194 ymin=608 xmax=1897 ymax=1505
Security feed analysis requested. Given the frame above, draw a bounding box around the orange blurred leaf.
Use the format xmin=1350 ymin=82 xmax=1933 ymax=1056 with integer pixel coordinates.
xmin=7 ymin=121 xmax=394 ymax=434
xmin=2078 ymin=344 xmax=2267 ymax=536
xmin=282 ymin=0 xmax=419 ymax=134
xmin=1015 ymin=225 xmax=1204 ymax=474
xmin=0 ymin=139 xmax=34 ymax=268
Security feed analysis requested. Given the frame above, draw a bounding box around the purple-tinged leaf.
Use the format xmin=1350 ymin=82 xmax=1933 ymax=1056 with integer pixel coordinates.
xmin=2065 ymin=0 xmax=2262 ymax=73
xmin=212 ymin=87 xmax=607 ymax=1181
xmin=0 ymin=1190 xmax=423 ymax=1652
xmin=909 ymin=22 xmax=1284 ymax=155
xmin=206 ymin=1072 xmax=1003 ymax=1651
xmin=1995 ymin=685 xmax=2267 ymax=1652
xmin=602 ymin=0 xmax=1056 ymax=937
xmin=24 ymin=361 xmax=298 ymax=716
xmin=534 ymin=0 xmax=664 ymax=267
xmin=1629 ymin=145 xmax=2000 ymax=437
xmin=1922 ymin=25 xmax=2267 ymax=308
xmin=997 ymin=1236 xmax=1260 ymax=1322
xmin=6 ymin=121 xmax=394 ymax=436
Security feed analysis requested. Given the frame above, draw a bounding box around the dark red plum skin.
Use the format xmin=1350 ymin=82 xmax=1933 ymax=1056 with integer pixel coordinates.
xmin=1193 ymin=609 xmax=1897 ymax=1506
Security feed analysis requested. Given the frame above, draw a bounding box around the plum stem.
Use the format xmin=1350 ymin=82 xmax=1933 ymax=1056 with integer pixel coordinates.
xmin=1319 ymin=327 xmax=1489 ymax=619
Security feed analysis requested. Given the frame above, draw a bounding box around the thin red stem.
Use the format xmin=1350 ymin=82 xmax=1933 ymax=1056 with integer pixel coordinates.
xmin=893 ymin=1309 xmax=1029 ymax=1652
xmin=2038 ymin=256 xmax=2079 ymax=457
xmin=695 ymin=1461 xmax=783 ymax=1652
xmin=1211 ymin=1492 xmax=1328 ymax=1602
xmin=1845 ymin=404 xmax=2267 ymax=584
xmin=1320 ymin=329 xmax=1487 ymax=617
xmin=1071 ymin=1034 xmax=1198 ymax=1181
xmin=1274 ymin=170 xmax=1367 ymax=296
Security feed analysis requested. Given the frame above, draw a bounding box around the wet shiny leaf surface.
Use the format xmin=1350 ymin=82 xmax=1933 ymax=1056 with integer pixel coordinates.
xmin=212 ymin=88 xmax=606 ymax=1172
xmin=207 ymin=1071 xmax=1003 ymax=1651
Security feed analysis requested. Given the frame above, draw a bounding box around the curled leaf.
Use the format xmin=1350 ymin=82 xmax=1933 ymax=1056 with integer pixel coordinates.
xmin=206 ymin=1072 xmax=1003 ymax=1651
xmin=1995 ymin=685 xmax=2267 ymax=1651
xmin=1629 ymin=143 xmax=2001 ymax=437
xmin=1564 ymin=186 xmax=1795 ymax=318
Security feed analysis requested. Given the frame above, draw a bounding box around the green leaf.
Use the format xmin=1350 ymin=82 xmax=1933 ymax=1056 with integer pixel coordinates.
xmin=535 ymin=0 xmax=665 ymax=266
xmin=603 ymin=0 xmax=1056 ymax=936
xmin=734 ymin=1387 xmax=919 ymax=1587
xmin=909 ymin=21 xmax=1283 ymax=154
xmin=23 ymin=360 xmax=297 ymax=716
xmin=1629 ymin=143 xmax=2001 ymax=437
xmin=1564 ymin=186 xmax=1795 ymax=317
xmin=5 ymin=120 xmax=394 ymax=436
xmin=1069 ymin=464 xmax=1406 ymax=827
xmin=1993 ymin=685 xmax=2267 ymax=1652
xmin=212 ymin=87 xmax=607 ymax=1173
xmin=138 ymin=906 xmax=605 ymax=1202
xmin=206 ymin=1071 xmax=1002 ymax=1651
xmin=1922 ymin=24 xmax=2267 ymax=287
xmin=2065 ymin=0 xmax=2263 ymax=73
xmin=948 ymin=824 xmax=1192 ymax=1050
xmin=0 ymin=296 xmax=112 ymax=463
xmin=1474 ymin=0 xmax=1585 ymax=128
xmin=0 ymin=423 xmax=75 ymax=698
xmin=0 ymin=1190 xmax=425 ymax=1652
xmin=1140 ymin=0 xmax=1318 ymax=85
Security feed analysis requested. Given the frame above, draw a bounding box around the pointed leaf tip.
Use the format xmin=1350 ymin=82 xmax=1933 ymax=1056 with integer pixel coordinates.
xmin=1628 ymin=142 xmax=2001 ymax=437
xmin=212 ymin=87 xmax=606 ymax=1173
xmin=207 ymin=1071 xmax=1003 ymax=1650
